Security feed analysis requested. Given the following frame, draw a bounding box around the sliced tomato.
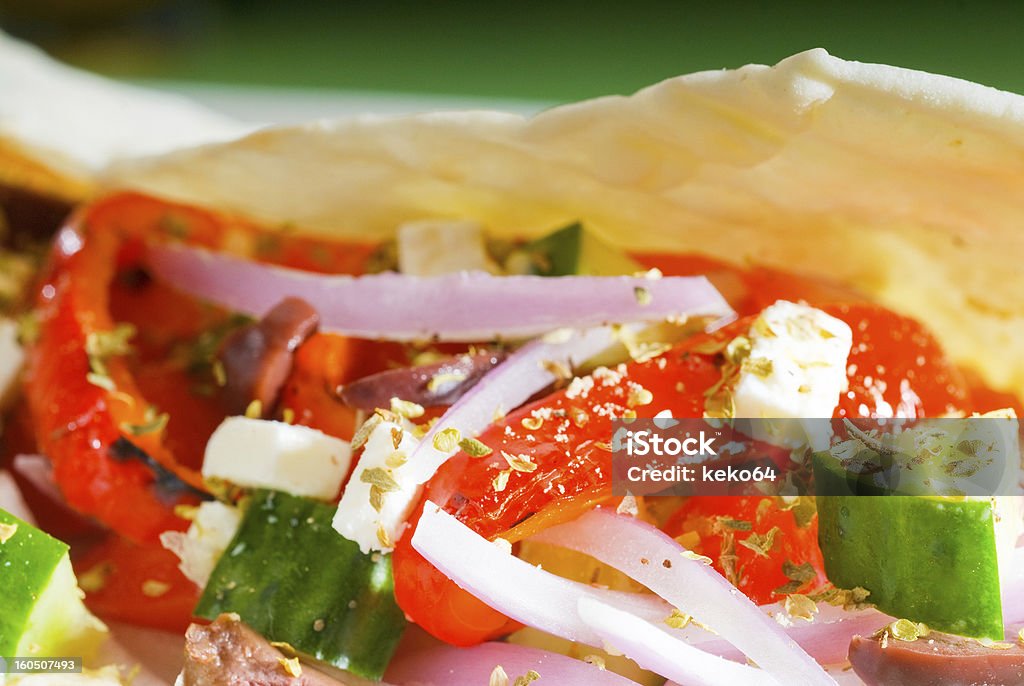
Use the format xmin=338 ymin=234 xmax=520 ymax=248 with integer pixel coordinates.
xmin=824 ymin=303 xmax=971 ymax=418
xmin=73 ymin=534 xmax=199 ymax=633
xmin=634 ymin=253 xmax=867 ymax=317
xmin=663 ymin=496 xmax=826 ymax=605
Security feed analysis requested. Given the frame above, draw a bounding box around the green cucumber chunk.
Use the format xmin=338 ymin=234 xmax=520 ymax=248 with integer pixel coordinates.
xmin=195 ymin=490 xmax=406 ymax=680
xmin=817 ymin=495 xmax=1003 ymax=639
xmin=814 ymin=415 xmax=1018 ymax=497
xmin=0 ymin=509 xmax=107 ymax=656
xmin=525 ymin=222 xmax=641 ymax=276
xmin=812 ymin=443 xmax=897 ymax=496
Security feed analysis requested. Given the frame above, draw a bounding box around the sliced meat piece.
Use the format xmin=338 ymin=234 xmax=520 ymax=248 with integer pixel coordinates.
xmin=849 ymin=628 xmax=1024 ymax=685
xmin=181 ymin=614 xmax=345 ymax=685
xmin=338 ymin=350 xmax=506 ymax=412
xmin=220 ymin=297 xmax=319 ymax=417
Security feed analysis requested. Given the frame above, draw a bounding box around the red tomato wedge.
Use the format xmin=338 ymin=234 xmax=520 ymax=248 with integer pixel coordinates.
xmin=823 ymin=303 xmax=970 ymax=419
xmin=662 ymin=495 xmax=827 ymax=605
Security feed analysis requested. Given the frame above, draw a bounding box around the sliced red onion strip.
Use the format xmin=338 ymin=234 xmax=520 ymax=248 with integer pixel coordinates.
xmin=407 ymin=326 xmax=626 ymax=484
xmin=577 ymin=597 xmax=779 ymax=686
xmin=411 ymin=503 xmax=672 ymax=646
xmin=11 ymin=454 xmax=60 ymax=504
xmin=1001 ymin=545 xmax=1024 ymax=629
xmin=0 ymin=468 xmax=34 ymax=524
xmin=685 ymin=603 xmax=890 ymax=666
xmin=386 ymin=640 xmax=639 ymax=686
xmin=687 ymin=544 xmax=1024 ymax=665
xmin=146 ymin=243 xmax=733 ymax=342
xmin=535 ymin=508 xmax=836 ymax=686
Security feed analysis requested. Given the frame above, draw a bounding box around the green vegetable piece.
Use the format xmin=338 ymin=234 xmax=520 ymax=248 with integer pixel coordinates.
xmin=815 ymin=415 xmax=1018 ymax=497
xmin=816 ymin=495 xmax=1003 ymax=639
xmin=0 ymin=509 xmax=107 ymax=656
xmin=524 ymin=222 xmax=641 ymax=276
xmin=195 ymin=490 xmax=406 ymax=679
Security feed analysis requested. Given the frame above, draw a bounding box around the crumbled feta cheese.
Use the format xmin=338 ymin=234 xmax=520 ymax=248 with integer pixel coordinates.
xmin=732 ymin=301 xmax=852 ymax=446
xmin=160 ymin=501 xmax=240 ymax=588
xmin=202 ymin=417 xmax=352 ymax=499
xmin=333 ymin=419 xmax=422 ymax=554
xmin=397 ymin=219 xmax=498 ymax=276
xmin=565 ymin=375 xmax=595 ymax=400
xmin=734 ymin=301 xmax=852 ymax=418
xmin=653 ymin=409 xmax=678 ymax=430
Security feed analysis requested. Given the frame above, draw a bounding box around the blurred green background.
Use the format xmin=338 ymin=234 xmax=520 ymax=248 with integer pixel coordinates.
xmin=2 ymin=0 xmax=1023 ymax=104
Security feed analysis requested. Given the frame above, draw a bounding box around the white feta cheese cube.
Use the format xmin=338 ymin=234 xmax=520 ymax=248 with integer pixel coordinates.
xmin=202 ymin=417 xmax=351 ymax=500
xmin=159 ymin=501 xmax=241 ymax=588
xmin=333 ymin=418 xmax=422 ymax=554
xmin=397 ymin=219 xmax=498 ymax=276
xmin=733 ymin=301 xmax=853 ymax=420
xmin=730 ymin=301 xmax=852 ymax=448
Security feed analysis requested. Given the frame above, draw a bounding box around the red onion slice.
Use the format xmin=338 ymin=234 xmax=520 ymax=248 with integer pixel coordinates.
xmin=0 ymin=468 xmax=34 ymax=524
xmin=685 ymin=543 xmax=1024 ymax=666
xmin=406 ymin=326 xmax=626 ymax=485
xmin=386 ymin=641 xmax=639 ymax=686
xmin=1001 ymin=545 xmax=1024 ymax=628
xmin=688 ymin=603 xmax=890 ymax=666
xmin=146 ymin=243 xmax=733 ymax=342
xmin=411 ymin=502 xmax=671 ymax=646
xmin=535 ymin=508 xmax=837 ymax=686
xmin=11 ymin=453 xmax=60 ymax=504
xmin=577 ymin=597 xmax=779 ymax=686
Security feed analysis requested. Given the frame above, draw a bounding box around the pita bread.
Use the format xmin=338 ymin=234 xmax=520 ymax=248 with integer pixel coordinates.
xmin=0 ymin=32 xmax=249 ymax=200
xmin=104 ymin=49 xmax=1024 ymax=399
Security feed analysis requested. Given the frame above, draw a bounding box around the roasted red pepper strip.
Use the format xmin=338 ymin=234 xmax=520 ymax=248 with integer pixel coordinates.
xmin=24 ymin=194 xmax=229 ymax=543
xmin=74 ymin=533 xmax=200 ymax=633
xmin=24 ymin=192 xmax=395 ymax=545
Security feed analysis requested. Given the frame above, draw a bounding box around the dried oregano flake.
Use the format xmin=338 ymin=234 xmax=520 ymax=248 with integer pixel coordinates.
xmin=502 ymin=451 xmax=538 ymax=473
xmin=459 ymin=437 xmax=493 ymax=457
xmin=360 ymin=467 xmax=399 ymax=493
xmin=784 ymin=594 xmax=818 ymax=622
xmin=351 ymin=414 xmax=384 ymax=451
xmin=432 ymin=427 xmax=463 ymax=452
xmin=390 ymin=397 xmax=425 ymax=419
xmin=493 ymin=470 xmax=512 ymax=492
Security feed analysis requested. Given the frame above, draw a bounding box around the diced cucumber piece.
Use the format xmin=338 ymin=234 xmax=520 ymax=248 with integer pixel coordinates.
xmin=195 ymin=490 xmax=406 ymax=680
xmin=817 ymin=495 xmax=1003 ymax=639
xmin=522 ymin=222 xmax=641 ymax=276
xmin=814 ymin=413 xmax=1019 ymax=497
xmin=0 ymin=509 xmax=107 ymax=657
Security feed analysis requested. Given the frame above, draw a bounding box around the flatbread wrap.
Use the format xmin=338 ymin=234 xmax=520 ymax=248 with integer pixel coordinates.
xmin=2 ymin=44 xmax=1024 ymax=686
